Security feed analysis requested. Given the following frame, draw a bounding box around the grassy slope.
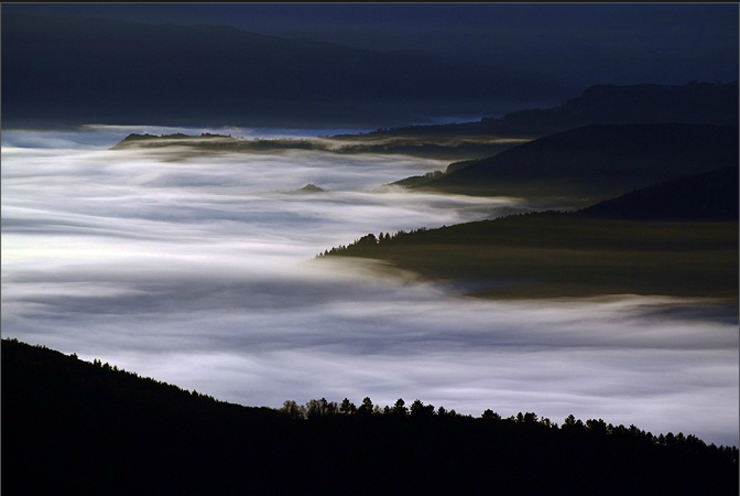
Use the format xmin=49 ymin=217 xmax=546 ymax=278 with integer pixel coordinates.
xmin=333 ymin=165 xmax=739 ymax=302
xmin=111 ymin=132 xmax=524 ymax=161
xmin=326 ymin=214 xmax=738 ymax=301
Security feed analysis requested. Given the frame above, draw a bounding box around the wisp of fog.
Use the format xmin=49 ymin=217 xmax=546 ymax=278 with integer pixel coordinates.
xmin=2 ymin=128 xmax=737 ymax=447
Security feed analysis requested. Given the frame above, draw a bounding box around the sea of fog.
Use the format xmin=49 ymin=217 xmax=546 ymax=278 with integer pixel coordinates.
xmin=2 ymin=126 xmax=738 ymax=447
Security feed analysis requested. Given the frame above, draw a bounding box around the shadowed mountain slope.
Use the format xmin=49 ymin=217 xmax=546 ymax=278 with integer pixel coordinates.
xmin=578 ymin=167 xmax=739 ymax=221
xmin=2 ymin=13 xmax=574 ymax=128
xmin=418 ymin=123 xmax=738 ymax=202
xmin=484 ymin=81 xmax=740 ymax=136
xmin=352 ymin=82 xmax=739 ymax=139
xmin=3 ymin=338 xmax=738 ymax=495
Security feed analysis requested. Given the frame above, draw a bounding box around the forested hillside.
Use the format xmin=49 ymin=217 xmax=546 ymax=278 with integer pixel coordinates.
xmin=325 ymin=168 xmax=739 ymax=300
xmin=3 ymin=338 xmax=738 ymax=495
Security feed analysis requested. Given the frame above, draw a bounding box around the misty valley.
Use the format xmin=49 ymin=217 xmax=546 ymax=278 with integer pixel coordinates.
xmin=2 ymin=4 xmax=738 ymax=491
xmin=4 ymin=98 xmax=738 ymax=432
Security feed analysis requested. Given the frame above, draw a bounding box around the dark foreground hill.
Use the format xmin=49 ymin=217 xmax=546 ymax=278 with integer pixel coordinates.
xmin=325 ymin=168 xmax=739 ymax=300
xmin=3 ymin=338 xmax=738 ymax=495
xmin=414 ymin=123 xmax=738 ymax=202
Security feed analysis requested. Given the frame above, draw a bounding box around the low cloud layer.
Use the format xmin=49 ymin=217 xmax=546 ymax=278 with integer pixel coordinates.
xmin=2 ymin=129 xmax=737 ymax=447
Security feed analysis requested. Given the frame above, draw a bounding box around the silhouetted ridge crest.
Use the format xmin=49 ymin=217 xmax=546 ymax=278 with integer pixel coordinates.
xmin=349 ymin=81 xmax=739 ymax=139
xmin=3 ymin=338 xmax=738 ymax=495
xmin=489 ymin=81 xmax=740 ymax=135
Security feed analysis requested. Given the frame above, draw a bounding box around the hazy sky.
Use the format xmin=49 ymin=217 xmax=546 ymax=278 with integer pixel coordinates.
xmin=2 ymin=128 xmax=737 ymax=446
xmin=5 ymin=3 xmax=738 ymax=86
xmin=3 ymin=3 xmax=738 ymax=130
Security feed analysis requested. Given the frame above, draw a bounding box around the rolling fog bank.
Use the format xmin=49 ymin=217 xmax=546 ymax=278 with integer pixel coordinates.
xmin=2 ymin=128 xmax=737 ymax=446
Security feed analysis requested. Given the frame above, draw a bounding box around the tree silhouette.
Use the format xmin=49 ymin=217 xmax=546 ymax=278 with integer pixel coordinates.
xmin=281 ymin=400 xmax=305 ymax=420
xmin=482 ymin=409 xmax=501 ymax=421
xmin=357 ymin=396 xmax=374 ymax=416
xmin=340 ymin=398 xmax=356 ymax=415
xmin=410 ymin=399 xmax=435 ymax=417
xmin=392 ymin=398 xmax=408 ymax=416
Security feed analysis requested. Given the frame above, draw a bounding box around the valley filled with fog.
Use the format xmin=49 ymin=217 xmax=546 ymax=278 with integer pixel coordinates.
xmin=2 ymin=127 xmax=737 ymax=446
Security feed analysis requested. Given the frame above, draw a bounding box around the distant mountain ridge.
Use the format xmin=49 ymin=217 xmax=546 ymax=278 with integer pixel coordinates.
xmin=110 ymin=131 xmax=524 ymax=161
xmin=2 ymin=13 xmax=575 ymax=128
xmin=416 ymin=123 xmax=739 ymax=202
xmin=484 ymin=81 xmax=740 ymax=136
xmin=352 ymin=82 xmax=739 ymax=139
